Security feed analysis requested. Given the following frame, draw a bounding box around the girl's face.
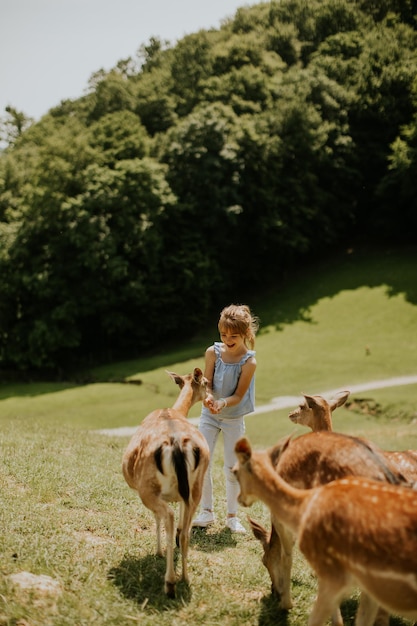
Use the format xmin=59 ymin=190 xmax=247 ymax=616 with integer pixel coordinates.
xmin=219 ymin=328 xmax=246 ymax=354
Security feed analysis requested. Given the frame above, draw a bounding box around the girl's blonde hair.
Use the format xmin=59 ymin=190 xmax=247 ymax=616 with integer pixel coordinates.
xmin=218 ymin=304 xmax=259 ymax=350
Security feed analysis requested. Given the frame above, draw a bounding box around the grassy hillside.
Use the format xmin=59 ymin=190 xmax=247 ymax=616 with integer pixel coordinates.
xmin=1 ymin=245 xmax=416 ymax=429
xmin=0 ymin=246 xmax=416 ymax=625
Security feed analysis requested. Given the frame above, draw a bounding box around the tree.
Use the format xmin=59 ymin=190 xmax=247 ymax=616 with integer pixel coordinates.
xmin=136 ymin=36 xmax=171 ymax=73
xmin=235 ymin=67 xmax=356 ymax=282
xmin=0 ymin=153 xmax=177 ymax=370
xmin=160 ymin=102 xmax=242 ymax=293
xmin=170 ymin=32 xmax=214 ymax=115
xmin=134 ymin=69 xmax=178 ymax=135
xmin=88 ymin=110 xmax=149 ymax=163
xmin=0 ymin=106 xmax=33 ymax=147
xmin=346 ymin=21 xmax=417 ymax=226
xmin=1 ymin=0 xmax=417 ymax=372
xmin=376 ymin=111 xmax=417 ymax=240
xmin=87 ymin=69 xmax=137 ymax=121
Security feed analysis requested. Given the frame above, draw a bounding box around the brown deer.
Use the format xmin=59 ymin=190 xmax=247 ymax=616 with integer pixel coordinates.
xmin=250 ymin=391 xmax=416 ymax=624
xmin=235 ymin=436 xmax=417 ymax=626
xmin=289 ymin=391 xmax=417 ymax=482
xmin=122 ymin=368 xmax=210 ymax=598
xmin=288 ymin=390 xmax=350 ymax=432
xmin=248 ymin=430 xmax=408 ymax=620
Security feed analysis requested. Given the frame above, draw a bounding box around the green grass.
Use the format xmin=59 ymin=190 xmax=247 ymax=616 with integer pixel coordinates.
xmin=0 ymin=245 xmax=417 ymax=625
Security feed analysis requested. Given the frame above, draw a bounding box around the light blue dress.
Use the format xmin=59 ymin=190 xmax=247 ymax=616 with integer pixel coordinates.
xmin=201 ymin=342 xmax=256 ymax=419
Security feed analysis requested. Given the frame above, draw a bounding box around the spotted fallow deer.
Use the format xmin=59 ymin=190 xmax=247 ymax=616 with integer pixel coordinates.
xmin=248 ymin=430 xmax=408 ymax=622
xmin=235 ymin=436 xmax=417 ymax=626
xmin=250 ymin=392 xmax=416 ymax=625
xmin=122 ymin=368 xmax=210 ymax=598
xmin=289 ymin=391 xmax=417 ymax=483
xmin=288 ymin=390 xmax=350 ymax=432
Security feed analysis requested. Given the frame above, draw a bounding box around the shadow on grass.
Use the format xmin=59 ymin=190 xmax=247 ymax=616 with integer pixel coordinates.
xmin=340 ymin=596 xmax=410 ymax=626
xmin=257 ymin=591 xmax=357 ymax=626
xmin=190 ymin=526 xmax=238 ymax=552
xmin=256 ymin=588 xmax=412 ymax=626
xmin=254 ymin=246 xmax=417 ymax=333
xmin=257 ymin=590 xmax=291 ymax=626
xmin=340 ymin=596 xmax=359 ymax=623
xmin=108 ymin=552 xmax=192 ymax=610
xmin=109 ymin=529 xmax=240 ymax=610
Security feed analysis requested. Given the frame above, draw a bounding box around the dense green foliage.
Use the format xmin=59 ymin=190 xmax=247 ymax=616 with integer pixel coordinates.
xmin=1 ymin=0 xmax=417 ymax=372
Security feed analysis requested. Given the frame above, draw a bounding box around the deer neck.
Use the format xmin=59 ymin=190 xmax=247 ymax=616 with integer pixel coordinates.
xmin=323 ymin=412 xmax=333 ymax=430
xmin=254 ymin=454 xmax=308 ymax=534
xmin=313 ymin=412 xmax=333 ymax=431
xmin=172 ymin=384 xmax=193 ymax=416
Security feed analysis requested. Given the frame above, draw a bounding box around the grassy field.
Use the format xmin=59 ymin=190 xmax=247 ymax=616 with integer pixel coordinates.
xmin=0 ymin=246 xmax=416 ymax=625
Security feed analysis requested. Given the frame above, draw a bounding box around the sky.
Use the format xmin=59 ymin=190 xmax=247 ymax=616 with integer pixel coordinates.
xmin=1 ymin=0 xmax=257 ymax=122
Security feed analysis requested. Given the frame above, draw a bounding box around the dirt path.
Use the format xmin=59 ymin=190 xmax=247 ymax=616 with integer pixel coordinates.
xmin=97 ymin=374 xmax=417 ymax=436
xmin=253 ymin=374 xmax=417 ymax=415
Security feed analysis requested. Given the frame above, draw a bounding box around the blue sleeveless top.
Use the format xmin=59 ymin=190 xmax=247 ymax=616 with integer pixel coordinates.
xmin=201 ymin=342 xmax=256 ymax=419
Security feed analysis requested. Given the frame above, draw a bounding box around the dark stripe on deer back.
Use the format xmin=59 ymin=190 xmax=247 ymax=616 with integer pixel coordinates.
xmin=350 ymin=435 xmax=407 ymax=485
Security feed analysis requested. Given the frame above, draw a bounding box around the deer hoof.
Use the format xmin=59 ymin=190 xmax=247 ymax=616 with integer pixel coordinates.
xmin=279 ymin=598 xmax=294 ymax=610
xmin=165 ymin=581 xmax=176 ymax=598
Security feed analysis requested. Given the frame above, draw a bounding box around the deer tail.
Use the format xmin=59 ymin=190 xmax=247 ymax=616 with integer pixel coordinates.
xmin=172 ymin=440 xmax=190 ymax=503
xmin=155 ymin=437 xmax=202 ymax=504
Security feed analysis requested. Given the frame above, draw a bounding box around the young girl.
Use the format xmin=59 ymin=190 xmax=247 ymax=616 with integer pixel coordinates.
xmin=192 ymin=304 xmax=259 ymax=533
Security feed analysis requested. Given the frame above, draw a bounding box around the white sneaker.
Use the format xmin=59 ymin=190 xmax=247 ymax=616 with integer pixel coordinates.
xmin=226 ymin=517 xmax=246 ymax=534
xmin=192 ymin=510 xmax=215 ymax=527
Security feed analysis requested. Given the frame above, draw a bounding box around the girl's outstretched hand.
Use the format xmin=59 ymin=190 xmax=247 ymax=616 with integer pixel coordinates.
xmin=203 ymin=395 xmax=214 ymax=411
xmin=204 ymin=394 xmax=227 ymax=414
xmin=210 ymin=399 xmax=226 ymax=414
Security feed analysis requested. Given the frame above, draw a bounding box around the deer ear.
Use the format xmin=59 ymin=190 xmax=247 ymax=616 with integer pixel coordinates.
xmin=303 ymin=394 xmax=318 ymax=409
xmin=248 ymin=516 xmax=269 ymax=546
xmin=166 ymin=370 xmax=184 ymax=387
xmin=330 ymin=390 xmax=350 ymax=411
xmin=193 ymin=367 xmax=203 ymax=382
xmin=235 ymin=437 xmax=252 ymax=462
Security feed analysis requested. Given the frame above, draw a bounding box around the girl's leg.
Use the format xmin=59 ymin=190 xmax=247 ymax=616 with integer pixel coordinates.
xmin=222 ymin=417 xmax=245 ymax=516
xmin=198 ymin=415 xmax=220 ymax=511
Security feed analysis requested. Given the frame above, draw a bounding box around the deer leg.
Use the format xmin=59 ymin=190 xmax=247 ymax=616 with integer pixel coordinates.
xmin=373 ymin=606 xmax=390 ymax=626
xmin=176 ymin=501 xmax=184 ymax=549
xmin=331 ymin=607 xmax=344 ymax=626
xmin=162 ymin=505 xmax=176 ymax=598
xmin=355 ymin=593 xmax=380 ymax=626
xmin=178 ymin=502 xmax=193 ymax=583
xmin=155 ymin=515 xmax=163 ymax=556
xmin=308 ymin=576 xmax=346 ymax=626
xmin=274 ymin=519 xmax=295 ymax=609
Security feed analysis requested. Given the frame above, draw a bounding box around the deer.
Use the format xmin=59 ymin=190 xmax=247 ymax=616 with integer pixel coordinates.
xmin=234 ymin=436 xmax=417 ymax=626
xmin=289 ymin=391 xmax=417 ymax=483
xmin=288 ymin=390 xmax=350 ymax=432
xmin=249 ymin=390 xmax=415 ymax=624
xmin=247 ymin=429 xmax=408 ymax=624
xmin=122 ymin=368 xmax=210 ymax=598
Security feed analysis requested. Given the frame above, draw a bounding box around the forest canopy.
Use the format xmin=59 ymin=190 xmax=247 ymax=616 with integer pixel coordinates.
xmin=1 ymin=0 xmax=417 ymax=373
